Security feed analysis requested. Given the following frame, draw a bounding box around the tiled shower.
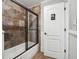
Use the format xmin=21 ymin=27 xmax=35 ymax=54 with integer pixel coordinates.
xmin=2 ymin=0 xmax=38 ymax=58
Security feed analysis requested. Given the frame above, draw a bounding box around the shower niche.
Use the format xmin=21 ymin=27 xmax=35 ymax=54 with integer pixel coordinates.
xmin=2 ymin=0 xmax=38 ymax=57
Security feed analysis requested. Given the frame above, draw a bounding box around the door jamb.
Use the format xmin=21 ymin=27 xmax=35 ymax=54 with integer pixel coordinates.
xmin=64 ymin=2 xmax=69 ymax=59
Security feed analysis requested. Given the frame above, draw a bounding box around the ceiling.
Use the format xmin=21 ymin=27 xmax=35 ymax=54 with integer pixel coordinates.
xmin=14 ymin=0 xmax=44 ymax=8
xmin=13 ymin=0 xmax=66 ymax=8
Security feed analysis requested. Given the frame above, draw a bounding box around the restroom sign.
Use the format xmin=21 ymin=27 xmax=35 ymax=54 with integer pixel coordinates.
xmin=51 ymin=14 xmax=55 ymax=20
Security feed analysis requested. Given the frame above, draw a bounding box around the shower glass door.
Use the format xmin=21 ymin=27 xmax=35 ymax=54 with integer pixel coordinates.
xmin=3 ymin=0 xmax=38 ymax=59
xmin=28 ymin=12 xmax=38 ymax=48
xmin=2 ymin=0 xmax=28 ymax=58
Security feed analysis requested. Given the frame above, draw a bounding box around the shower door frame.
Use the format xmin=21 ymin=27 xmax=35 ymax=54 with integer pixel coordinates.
xmin=10 ymin=0 xmax=39 ymax=58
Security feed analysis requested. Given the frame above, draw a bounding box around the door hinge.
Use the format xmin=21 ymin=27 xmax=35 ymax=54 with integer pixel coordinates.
xmin=64 ymin=49 xmax=66 ymax=53
xmin=64 ymin=28 xmax=66 ymax=31
xmin=64 ymin=7 xmax=66 ymax=11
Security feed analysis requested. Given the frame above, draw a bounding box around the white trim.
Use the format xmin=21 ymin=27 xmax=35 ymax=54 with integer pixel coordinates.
xmin=40 ymin=2 xmax=44 ymax=52
xmin=64 ymin=2 xmax=69 ymax=59
xmin=69 ymin=30 xmax=77 ymax=35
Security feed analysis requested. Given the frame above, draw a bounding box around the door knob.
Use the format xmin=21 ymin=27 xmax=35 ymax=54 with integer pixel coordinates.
xmin=44 ymin=32 xmax=47 ymax=35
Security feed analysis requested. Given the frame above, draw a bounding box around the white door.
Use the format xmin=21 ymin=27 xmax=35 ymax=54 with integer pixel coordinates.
xmin=43 ymin=2 xmax=65 ymax=59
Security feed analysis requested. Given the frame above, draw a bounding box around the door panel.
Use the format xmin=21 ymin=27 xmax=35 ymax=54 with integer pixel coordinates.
xmin=46 ymin=39 xmax=60 ymax=52
xmin=44 ymin=2 xmax=65 ymax=59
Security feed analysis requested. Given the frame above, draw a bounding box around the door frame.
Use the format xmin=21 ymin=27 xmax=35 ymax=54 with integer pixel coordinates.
xmin=41 ymin=1 xmax=69 ymax=59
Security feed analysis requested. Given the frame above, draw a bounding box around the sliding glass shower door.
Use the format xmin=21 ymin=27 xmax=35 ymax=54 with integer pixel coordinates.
xmin=28 ymin=12 xmax=38 ymax=48
xmin=3 ymin=0 xmax=38 ymax=58
xmin=2 ymin=0 xmax=28 ymax=50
